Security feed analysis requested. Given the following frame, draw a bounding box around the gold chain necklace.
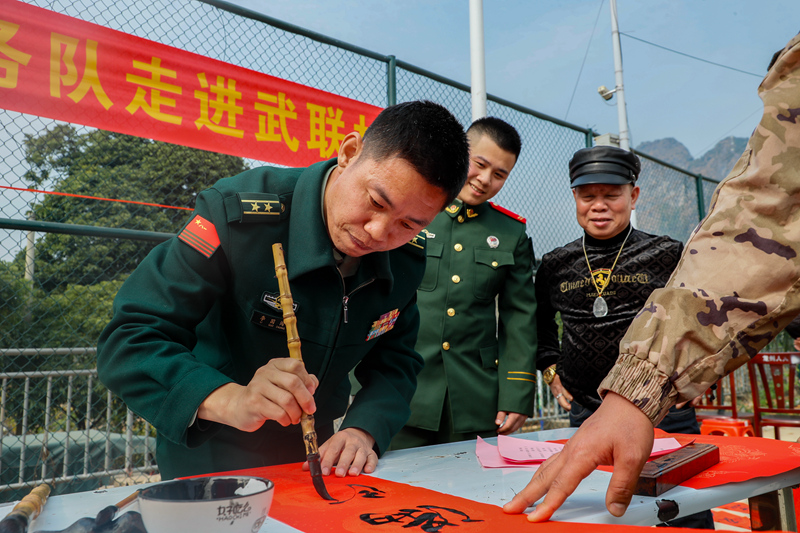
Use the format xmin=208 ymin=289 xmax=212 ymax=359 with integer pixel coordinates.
xmin=582 ymin=225 xmax=632 ymax=317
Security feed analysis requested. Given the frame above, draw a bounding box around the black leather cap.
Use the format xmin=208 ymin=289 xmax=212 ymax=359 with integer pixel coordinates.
xmin=569 ymin=146 xmax=640 ymax=187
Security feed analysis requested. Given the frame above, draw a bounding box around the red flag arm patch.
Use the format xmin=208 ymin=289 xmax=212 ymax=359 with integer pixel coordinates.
xmin=178 ymin=215 xmax=221 ymax=258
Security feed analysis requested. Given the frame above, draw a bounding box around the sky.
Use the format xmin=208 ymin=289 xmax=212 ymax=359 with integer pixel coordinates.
xmin=222 ymin=0 xmax=800 ymax=159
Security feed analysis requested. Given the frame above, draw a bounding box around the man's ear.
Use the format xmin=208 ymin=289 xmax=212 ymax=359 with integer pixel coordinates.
xmin=630 ymin=185 xmax=641 ymax=209
xmin=337 ymin=131 xmax=363 ymax=169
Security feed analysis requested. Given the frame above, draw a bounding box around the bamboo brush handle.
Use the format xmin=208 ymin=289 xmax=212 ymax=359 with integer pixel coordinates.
xmin=272 ymin=243 xmax=303 ymax=363
xmin=4 ymin=483 xmax=50 ymax=525
xmin=272 ymin=243 xmax=320 ymax=457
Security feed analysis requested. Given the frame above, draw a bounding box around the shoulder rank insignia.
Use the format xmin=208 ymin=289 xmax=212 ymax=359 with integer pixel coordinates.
xmin=178 ymin=215 xmax=220 ymax=258
xmin=237 ymin=192 xmax=284 ymax=223
xmin=366 ymin=309 xmax=400 ymax=341
xmin=403 ymin=231 xmax=426 ymax=255
xmin=489 ymin=202 xmax=526 ymax=223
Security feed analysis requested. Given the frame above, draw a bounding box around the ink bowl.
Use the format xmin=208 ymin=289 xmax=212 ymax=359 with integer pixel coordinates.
xmin=137 ymin=476 xmax=274 ymax=533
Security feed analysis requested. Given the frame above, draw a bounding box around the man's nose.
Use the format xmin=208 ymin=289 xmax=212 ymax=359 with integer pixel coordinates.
xmin=475 ymin=169 xmax=491 ymax=185
xmin=365 ymin=217 xmax=390 ymax=243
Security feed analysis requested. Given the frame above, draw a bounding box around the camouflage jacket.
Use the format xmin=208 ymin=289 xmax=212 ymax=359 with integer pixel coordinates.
xmin=599 ymin=32 xmax=800 ymax=425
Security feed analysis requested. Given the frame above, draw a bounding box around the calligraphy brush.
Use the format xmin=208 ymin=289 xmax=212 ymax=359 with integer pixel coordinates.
xmin=272 ymin=243 xmax=334 ymax=501
xmin=0 ymin=483 xmax=50 ymax=533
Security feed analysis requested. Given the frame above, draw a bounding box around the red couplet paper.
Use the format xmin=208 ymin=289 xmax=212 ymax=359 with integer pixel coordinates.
xmin=213 ymin=462 xmax=718 ymax=532
xmin=665 ymin=432 xmax=800 ymax=490
xmin=587 ymin=430 xmax=800 ymax=490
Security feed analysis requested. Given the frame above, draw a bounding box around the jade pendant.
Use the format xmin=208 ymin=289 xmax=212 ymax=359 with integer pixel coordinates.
xmin=593 ymin=296 xmax=608 ymax=318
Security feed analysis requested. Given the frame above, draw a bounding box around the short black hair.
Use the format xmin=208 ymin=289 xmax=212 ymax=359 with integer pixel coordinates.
xmin=360 ymin=100 xmax=469 ymax=204
xmin=467 ymin=116 xmax=522 ymax=159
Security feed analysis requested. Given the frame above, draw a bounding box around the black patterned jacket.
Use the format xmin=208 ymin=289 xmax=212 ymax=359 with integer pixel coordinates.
xmin=535 ymin=226 xmax=682 ymax=410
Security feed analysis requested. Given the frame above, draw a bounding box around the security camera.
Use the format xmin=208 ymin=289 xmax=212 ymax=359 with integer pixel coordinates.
xmin=597 ymin=85 xmax=615 ymax=101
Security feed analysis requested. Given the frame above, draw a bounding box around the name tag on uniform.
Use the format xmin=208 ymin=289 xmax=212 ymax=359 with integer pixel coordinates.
xmin=250 ymin=310 xmax=285 ymax=332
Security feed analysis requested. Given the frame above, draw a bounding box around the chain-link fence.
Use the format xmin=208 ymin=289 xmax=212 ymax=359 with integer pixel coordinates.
xmin=1 ymin=0 xmax=723 ymax=499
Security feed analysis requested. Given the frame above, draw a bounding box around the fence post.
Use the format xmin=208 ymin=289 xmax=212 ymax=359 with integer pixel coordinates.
xmin=387 ymin=55 xmax=396 ymax=106
xmin=695 ymin=174 xmax=707 ymax=222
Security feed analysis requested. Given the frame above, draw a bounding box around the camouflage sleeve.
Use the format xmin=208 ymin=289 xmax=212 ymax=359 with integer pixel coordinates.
xmin=600 ymin=32 xmax=800 ymax=425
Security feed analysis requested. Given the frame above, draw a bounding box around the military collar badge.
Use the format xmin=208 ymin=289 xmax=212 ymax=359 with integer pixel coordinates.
xmin=407 ymin=233 xmax=425 ymax=250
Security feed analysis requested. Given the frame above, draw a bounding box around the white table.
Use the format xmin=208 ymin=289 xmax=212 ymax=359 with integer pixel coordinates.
xmin=6 ymin=428 xmax=799 ymax=532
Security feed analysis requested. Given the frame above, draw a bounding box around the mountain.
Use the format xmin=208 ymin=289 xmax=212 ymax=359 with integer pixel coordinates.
xmin=635 ymin=136 xmax=748 ymax=182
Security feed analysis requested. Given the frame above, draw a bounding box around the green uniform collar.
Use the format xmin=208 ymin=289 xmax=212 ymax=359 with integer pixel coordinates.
xmin=287 ymin=159 xmax=395 ymax=292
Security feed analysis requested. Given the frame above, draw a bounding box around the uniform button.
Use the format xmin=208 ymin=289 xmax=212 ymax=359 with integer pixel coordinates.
xmin=451 ymin=275 xmax=461 ymax=283
xmin=447 ymin=308 xmax=455 ymax=316
xmin=457 ymin=215 xmax=464 ymax=223
xmin=454 ymin=243 xmax=463 ymax=252
xmin=442 ymin=342 xmax=450 ymax=351
xmin=491 ymin=261 xmax=498 ymax=267
xmin=495 ymin=359 xmax=499 ymax=366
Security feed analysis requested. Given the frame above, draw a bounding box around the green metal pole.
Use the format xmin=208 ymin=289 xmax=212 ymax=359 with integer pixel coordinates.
xmin=695 ymin=175 xmax=707 ymax=221
xmin=387 ymin=55 xmax=396 ymax=106
xmin=0 ymin=218 xmax=174 ymax=243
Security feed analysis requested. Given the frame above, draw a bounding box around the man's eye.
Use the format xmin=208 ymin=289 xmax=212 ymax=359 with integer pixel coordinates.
xmin=401 ymin=222 xmax=413 ymax=230
xmin=370 ymin=196 xmax=383 ymax=208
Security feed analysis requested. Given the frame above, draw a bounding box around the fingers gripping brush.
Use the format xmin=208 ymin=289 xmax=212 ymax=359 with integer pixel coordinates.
xmin=272 ymin=243 xmax=334 ymax=501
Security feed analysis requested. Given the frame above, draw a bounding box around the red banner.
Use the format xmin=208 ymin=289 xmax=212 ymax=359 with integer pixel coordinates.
xmin=0 ymin=0 xmax=382 ymax=166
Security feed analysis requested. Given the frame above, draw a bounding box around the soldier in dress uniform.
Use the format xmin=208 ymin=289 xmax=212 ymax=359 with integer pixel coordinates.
xmin=390 ymin=117 xmax=538 ymax=449
xmin=96 ymin=101 xmax=470 ymax=480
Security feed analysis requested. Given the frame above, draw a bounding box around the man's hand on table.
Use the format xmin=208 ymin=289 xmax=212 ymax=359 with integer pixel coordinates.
xmin=306 ymin=427 xmax=378 ymax=477
xmin=496 ymin=411 xmax=528 ymax=435
xmin=503 ymin=392 xmax=654 ymax=522
xmin=197 ymin=358 xmax=319 ymax=431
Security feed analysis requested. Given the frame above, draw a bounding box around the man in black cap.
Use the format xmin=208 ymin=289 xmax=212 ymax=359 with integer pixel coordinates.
xmin=534 ymin=145 xmax=711 ymax=529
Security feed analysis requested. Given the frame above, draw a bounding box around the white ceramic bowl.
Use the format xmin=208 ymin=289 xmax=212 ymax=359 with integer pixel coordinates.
xmin=138 ymin=476 xmax=274 ymax=533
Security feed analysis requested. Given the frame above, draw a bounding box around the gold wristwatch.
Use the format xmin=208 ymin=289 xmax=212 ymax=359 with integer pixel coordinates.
xmin=542 ymin=364 xmax=557 ymax=385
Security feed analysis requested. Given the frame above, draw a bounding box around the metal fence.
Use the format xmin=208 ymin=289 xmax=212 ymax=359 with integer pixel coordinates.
xmin=0 ymin=355 xmax=157 ymax=501
xmin=0 ymin=0 xmax=724 ymax=498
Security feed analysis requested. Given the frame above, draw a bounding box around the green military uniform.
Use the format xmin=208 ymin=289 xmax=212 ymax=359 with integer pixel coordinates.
xmin=399 ymin=198 xmax=537 ymax=440
xmin=97 ymin=159 xmax=426 ymax=479
xmin=600 ymin=32 xmax=800 ymax=425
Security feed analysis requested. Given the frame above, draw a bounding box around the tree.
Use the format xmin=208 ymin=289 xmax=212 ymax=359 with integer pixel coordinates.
xmin=0 ymin=126 xmax=248 ymax=438
xmin=17 ymin=125 xmax=248 ymax=292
